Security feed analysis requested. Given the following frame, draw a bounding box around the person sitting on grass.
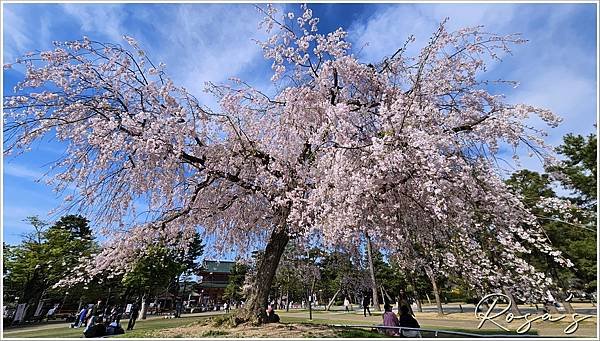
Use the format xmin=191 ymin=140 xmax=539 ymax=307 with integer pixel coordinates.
xmin=265 ymin=305 xmax=280 ymax=323
xmin=83 ymin=315 xmax=106 ymax=338
xmin=398 ymin=305 xmax=420 ymax=337
xmin=382 ymin=303 xmax=400 ymax=336
xmin=71 ymin=307 xmax=87 ymax=328
xmin=105 ymin=320 xmax=125 ymax=336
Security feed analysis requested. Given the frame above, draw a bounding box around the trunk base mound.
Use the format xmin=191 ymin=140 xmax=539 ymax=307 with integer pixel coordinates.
xmin=211 ymin=313 xmax=254 ymax=328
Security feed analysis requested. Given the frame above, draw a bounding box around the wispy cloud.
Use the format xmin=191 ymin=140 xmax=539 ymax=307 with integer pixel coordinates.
xmin=349 ymin=3 xmax=596 ymax=173
xmin=348 ymin=3 xmax=519 ymax=63
xmin=48 ymin=4 xmax=274 ymax=105
xmin=134 ymin=5 xmax=272 ymax=100
xmin=61 ymin=4 xmax=126 ymax=44
xmin=3 ymin=163 xmax=46 ymax=181
xmin=2 ymin=204 xmax=57 ymax=244
xmin=3 ymin=6 xmax=34 ymax=62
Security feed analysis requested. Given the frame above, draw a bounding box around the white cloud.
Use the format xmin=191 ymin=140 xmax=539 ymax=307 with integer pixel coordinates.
xmin=2 ymin=205 xmax=56 ymax=244
xmin=54 ymin=4 xmax=276 ymax=107
xmin=135 ymin=5 xmax=273 ymax=102
xmin=61 ymin=4 xmax=126 ymax=44
xmin=3 ymin=163 xmax=45 ymax=181
xmin=3 ymin=6 xmax=34 ymax=62
xmin=508 ymin=67 xmax=597 ymax=145
xmin=349 ymin=3 xmax=596 ymax=175
xmin=348 ymin=4 xmax=519 ymax=63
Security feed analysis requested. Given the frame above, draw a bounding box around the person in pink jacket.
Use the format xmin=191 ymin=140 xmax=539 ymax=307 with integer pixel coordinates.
xmin=382 ymin=303 xmax=400 ymax=336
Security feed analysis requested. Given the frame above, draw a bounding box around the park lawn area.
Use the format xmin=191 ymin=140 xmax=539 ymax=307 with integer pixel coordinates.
xmin=279 ymin=315 xmax=538 ymax=337
xmin=6 ymin=310 xmax=596 ymax=338
xmin=3 ymin=325 xmax=83 ymax=339
xmin=2 ymin=316 xmax=210 ymax=338
xmin=278 ymin=310 xmax=598 ymax=337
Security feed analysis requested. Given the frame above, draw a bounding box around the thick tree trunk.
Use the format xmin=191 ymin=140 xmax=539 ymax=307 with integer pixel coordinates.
xmin=239 ymin=223 xmax=290 ymax=324
xmin=503 ymin=288 xmax=522 ymax=316
xmin=425 ymin=266 xmax=443 ymax=316
xmin=326 ymin=289 xmax=341 ymax=311
xmin=365 ymin=232 xmax=381 ymax=311
xmin=561 ymin=300 xmax=575 ymax=314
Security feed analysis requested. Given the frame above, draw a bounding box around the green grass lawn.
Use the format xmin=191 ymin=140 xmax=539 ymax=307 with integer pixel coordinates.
xmin=4 ymin=326 xmax=83 ymax=339
xmin=279 ymin=316 xmax=538 ymax=336
xmin=1 ymin=312 xmax=546 ymax=338
xmin=3 ymin=316 xmax=209 ymax=338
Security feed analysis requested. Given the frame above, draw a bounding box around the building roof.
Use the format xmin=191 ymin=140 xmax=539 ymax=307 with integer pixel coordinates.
xmin=199 ymin=282 xmax=229 ymax=289
xmin=199 ymin=260 xmax=236 ymax=274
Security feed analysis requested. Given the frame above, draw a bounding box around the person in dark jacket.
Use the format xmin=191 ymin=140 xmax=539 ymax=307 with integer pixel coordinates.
xmin=127 ymin=303 xmax=139 ymax=331
xmin=265 ymin=306 xmax=280 ymax=323
xmin=399 ymin=305 xmax=420 ymax=337
xmin=362 ymin=294 xmax=372 ymax=317
xmin=83 ymin=316 xmax=106 ymax=338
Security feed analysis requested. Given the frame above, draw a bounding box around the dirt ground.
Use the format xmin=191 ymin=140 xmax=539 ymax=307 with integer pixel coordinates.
xmin=279 ymin=309 xmax=598 ymax=337
xmin=151 ymin=321 xmax=342 ymax=338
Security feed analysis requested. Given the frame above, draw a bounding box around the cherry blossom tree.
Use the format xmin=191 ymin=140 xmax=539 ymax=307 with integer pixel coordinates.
xmin=4 ymin=5 xmax=570 ymax=323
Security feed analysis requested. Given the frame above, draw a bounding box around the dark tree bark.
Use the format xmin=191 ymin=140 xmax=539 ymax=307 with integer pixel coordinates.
xmin=239 ymin=222 xmax=290 ymax=323
xmin=365 ymin=232 xmax=381 ymax=311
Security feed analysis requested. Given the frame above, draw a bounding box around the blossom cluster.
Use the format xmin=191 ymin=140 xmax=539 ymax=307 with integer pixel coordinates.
xmin=4 ymin=6 xmax=569 ymax=298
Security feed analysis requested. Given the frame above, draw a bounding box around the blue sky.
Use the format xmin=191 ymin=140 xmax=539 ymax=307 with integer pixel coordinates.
xmin=2 ymin=2 xmax=597 ymax=247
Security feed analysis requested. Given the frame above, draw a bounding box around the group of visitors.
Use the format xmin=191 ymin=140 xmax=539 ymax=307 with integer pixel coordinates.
xmin=70 ymin=299 xmax=140 ymax=338
xmin=381 ymin=304 xmax=421 ymax=337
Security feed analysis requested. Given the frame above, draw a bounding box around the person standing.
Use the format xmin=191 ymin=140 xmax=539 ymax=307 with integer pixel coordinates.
xmin=362 ymin=294 xmax=372 ymax=317
xmin=93 ymin=300 xmax=102 ymax=315
xmin=127 ymin=303 xmax=139 ymax=331
xmin=114 ymin=305 xmax=123 ymax=326
xmin=175 ymin=300 xmax=182 ymax=318
xmin=344 ymin=297 xmax=350 ymax=312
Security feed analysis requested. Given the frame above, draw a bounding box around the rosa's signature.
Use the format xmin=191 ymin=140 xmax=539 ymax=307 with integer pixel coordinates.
xmin=475 ymin=293 xmax=594 ymax=334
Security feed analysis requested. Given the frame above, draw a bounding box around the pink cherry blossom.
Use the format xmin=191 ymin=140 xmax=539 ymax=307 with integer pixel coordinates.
xmin=4 ymin=6 xmax=570 ymax=307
